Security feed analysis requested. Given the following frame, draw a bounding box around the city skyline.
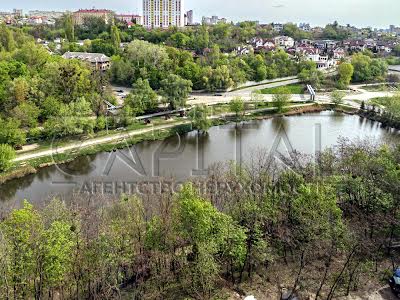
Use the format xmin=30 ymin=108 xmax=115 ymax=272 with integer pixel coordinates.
xmin=1 ymin=0 xmax=399 ymax=28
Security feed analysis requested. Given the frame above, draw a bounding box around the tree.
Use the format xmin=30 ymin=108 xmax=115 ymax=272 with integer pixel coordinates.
xmin=1 ymin=201 xmax=44 ymax=298
xmin=251 ymin=90 xmax=265 ymax=107
xmin=11 ymin=77 xmax=30 ymax=103
xmin=189 ymin=105 xmax=211 ymax=133
xmin=12 ymin=102 xmax=41 ymax=128
xmin=394 ymin=44 xmax=400 ymax=56
xmin=173 ymin=183 xmax=246 ymax=298
xmin=331 ymin=90 xmax=345 ymax=106
xmin=44 ymin=98 xmax=95 ymax=138
xmin=125 ymin=78 xmax=159 ymax=115
xmin=110 ymin=25 xmax=121 ymax=51
xmin=0 ymin=24 xmax=16 ymax=51
xmin=0 ymin=144 xmax=16 ymax=172
xmin=229 ymin=97 xmax=245 ymax=118
xmin=168 ymin=32 xmax=190 ymax=48
xmin=203 ymin=65 xmax=234 ymax=92
xmin=64 ymin=14 xmax=75 ymax=42
xmin=337 ymin=63 xmax=354 ymax=88
xmin=272 ymin=87 xmax=291 ymax=113
xmin=298 ymin=63 xmax=324 ymax=88
xmin=160 ymin=74 xmax=192 ymax=110
xmin=351 ymin=53 xmax=387 ymax=83
xmin=0 ymin=118 xmax=26 ymax=147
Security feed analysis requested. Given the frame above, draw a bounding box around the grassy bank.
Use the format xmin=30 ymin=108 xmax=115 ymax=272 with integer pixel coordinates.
xmin=261 ymin=84 xmax=305 ymax=94
xmin=0 ymin=103 xmax=353 ymax=185
xmin=0 ymin=124 xmax=193 ymax=184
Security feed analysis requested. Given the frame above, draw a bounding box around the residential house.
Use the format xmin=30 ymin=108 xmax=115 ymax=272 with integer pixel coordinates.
xmin=235 ymin=45 xmax=253 ymax=56
xmin=332 ymin=47 xmax=346 ymax=60
xmin=116 ymin=14 xmax=142 ymax=25
xmin=274 ymin=36 xmax=295 ymax=49
xmin=250 ymin=38 xmax=276 ymax=51
xmin=62 ymin=52 xmax=111 ymax=71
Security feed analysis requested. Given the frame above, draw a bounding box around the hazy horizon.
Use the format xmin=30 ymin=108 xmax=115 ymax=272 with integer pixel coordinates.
xmin=1 ymin=0 xmax=399 ymax=28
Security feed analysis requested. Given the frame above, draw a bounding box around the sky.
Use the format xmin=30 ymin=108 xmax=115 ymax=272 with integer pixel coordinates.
xmin=2 ymin=0 xmax=399 ymax=28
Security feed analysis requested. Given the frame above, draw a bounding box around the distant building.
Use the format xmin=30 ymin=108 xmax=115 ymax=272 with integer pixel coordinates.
xmin=272 ymin=23 xmax=284 ymax=32
xmin=73 ymin=9 xmax=114 ymax=26
xmin=0 ymin=9 xmax=22 ymax=24
xmin=28 ymin=16 xmax=44 ymax=25
xmin=274 ymin=36 xmax=295 ymax=48
xmin=13 ymin=9 xmax=23 ymax=18
xmin=116 ymin=14 xmax=142 ymax=25
xmin=185 ymin=10 xmax=193 ymax=25
xmin=143 ymin=0 xmax=185 ymax=28
xmin=29 ymin=10 xmax=64 ymax=19
xmin=299 ymin=23 xmax=311 ymax=32
xmin=62 ymin=52 xmax=111 ymax=71
xmin=332 ymin=47 xmax=346 ymax=60
xmin=202 ymin=15 xmax=226 ymax=25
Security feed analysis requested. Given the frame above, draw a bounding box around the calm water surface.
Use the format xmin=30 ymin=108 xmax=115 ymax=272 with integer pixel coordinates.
xmin=1 ymin=111 xmax=399 ymax=209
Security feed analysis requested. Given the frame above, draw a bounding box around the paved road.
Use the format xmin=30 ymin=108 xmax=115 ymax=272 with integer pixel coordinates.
xmin=388 ymin=65 xmax=400 ymax=73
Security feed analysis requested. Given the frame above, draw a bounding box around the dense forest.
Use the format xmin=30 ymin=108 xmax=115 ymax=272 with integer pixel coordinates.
xmin=0 ymin=140 xmax=399 ymax=299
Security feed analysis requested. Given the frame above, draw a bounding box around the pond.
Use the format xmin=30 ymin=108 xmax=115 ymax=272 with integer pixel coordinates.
xmin=1 ymin=111 xmax=399 ymax=209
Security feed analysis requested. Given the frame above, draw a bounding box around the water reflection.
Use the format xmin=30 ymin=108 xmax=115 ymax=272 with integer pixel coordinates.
xmin=1 ymin=111 xmax=399 ymax=207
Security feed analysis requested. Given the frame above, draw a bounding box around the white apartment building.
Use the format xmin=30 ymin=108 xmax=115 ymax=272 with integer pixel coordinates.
xmin=143 ymin=0 xmax=185 ymax=28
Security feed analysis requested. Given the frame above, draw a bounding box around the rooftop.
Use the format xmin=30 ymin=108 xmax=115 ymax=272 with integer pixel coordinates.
xmin=74 ymin=9 xmax=113 ymax=14
xmin=62 ymin=52 xmax=110 ymax=63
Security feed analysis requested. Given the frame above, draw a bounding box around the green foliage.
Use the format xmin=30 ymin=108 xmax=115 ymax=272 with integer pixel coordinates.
xmin=0 ymin=24 xmax=16 ymax=51
xmin=261 ymin=84 xmax=305 ymax=94
xmin=160 ymin=74 xmax=193 ymax=109
xmin=321 ymin=21 xmax=350 ymax=40
xmin=188 ymin=105 xmax=211 ymax=132
xmin=337 ymin=62 xmax=354 ymax=88
xmin=75 ymin=16 xmax=109 ymax=40
xmin=272 ymin=87 xmax=291 ymax=112
xmin=331 ymin=90 xmax=346 ymax=106
xmin=1 ymin=141 xmax=400 ymax=298
xmin=0 ymin=118 xmax=26 ymax=147
xmin=12 ymin=101 xmax=41 ymax=128
xmin=203 ymin=65 xmax=235 ymax=91
xmin=351 ymin=53 xmax=388 ymax=82
xmin=174 ymin=183 xmax=247 ymax=297
xmin=110 ymin=25 xmax=121 ymax=51
xmin=0 ymin=144 xmax=16 ymax=172
xmin=63 ymin=14 xmax=75 ymax=42
xmin=125 ymin=78 xmax=159 ymax=115
xmin=298 ymin=62 xmax=325 ymax=88
xmin=109 ymin=33 xmax=301 ymax=92
xmin=43 ymin=97 xmax=95 ymax=138
xmin=229 ymin=97 xmax=245 ymax=117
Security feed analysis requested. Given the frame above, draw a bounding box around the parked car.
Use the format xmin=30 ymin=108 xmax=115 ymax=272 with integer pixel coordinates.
xmin=389 ymin=268 xmax=400 ymax=297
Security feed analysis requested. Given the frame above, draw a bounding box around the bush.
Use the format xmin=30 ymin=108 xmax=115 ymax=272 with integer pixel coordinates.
xmin=0 ymin=144 xmax=16 ymax=172
xmin=27 ymin=128 xmax=43 ymax=141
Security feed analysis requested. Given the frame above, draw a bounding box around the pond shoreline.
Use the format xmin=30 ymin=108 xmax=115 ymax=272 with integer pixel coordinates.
xmin=0 ymin=103 xmax=359 ymax=186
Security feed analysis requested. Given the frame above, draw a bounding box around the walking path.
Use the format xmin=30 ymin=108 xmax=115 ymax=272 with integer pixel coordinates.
xmin=14 ymin=103 xmax=315 ymax=163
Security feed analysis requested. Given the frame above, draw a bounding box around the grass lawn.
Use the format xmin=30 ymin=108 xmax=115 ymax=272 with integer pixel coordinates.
xmin=361 ymin=84 xmax=399 ymax=92
xmin=260 ymin=84 xmax=305 ymax=94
